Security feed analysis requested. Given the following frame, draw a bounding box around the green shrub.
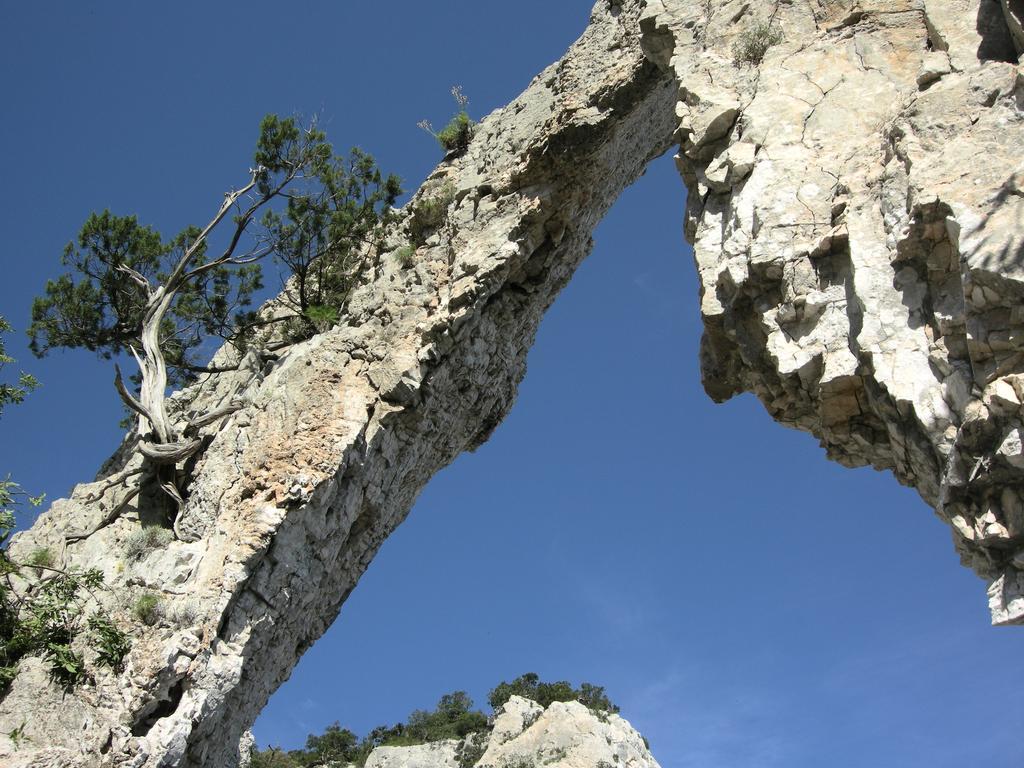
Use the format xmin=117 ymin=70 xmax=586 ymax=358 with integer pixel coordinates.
xmin=0 ymin=323 xmax=127 ymax=691
xmin=419 ymin=86 xmax=475 ymax=155
xmin=301 ymin=304 xmax=339 ymax=332
xmin=409 ymin=184 xmax=456 ymax=247
xmin=456 ymin=733 xmax=487 ymax=768
xmin=88 ymin=615 xmax=131 ymax=670
xmin=123 ymin=524 xmax=173 ymax=561
xmin=304 ymin=722 xmax=359 ymax=764
xmin=488 ymin=673 xmax=619 ymax=715
xmin=395 ymin=245 xmax=416 ymax=268
xmin=501 ymin=758 xmax=536 ymax=768
xmin=27 ymin=547 xmax=54 ymax=569
xmin=44 ymin=642 xmax=85 ymax=687
xmin=732 ymin=22 xmax=783 ymax=65
xmin=0 ymin=665 xmax=17 ymax=689
xmin=252 ymin=691 xmax=489 ymax=768
xmin=5 ymin=565 xmax=121 ymax=689
xmin=436 ymin=112 xmax=473 ymax=153
xmin=403 ymin=691 xmax=489 ymax=743
xmin=250 ymin=747 xmax=299 ymax=768
xmin=131 ymin=592 xmax=162 ymax=626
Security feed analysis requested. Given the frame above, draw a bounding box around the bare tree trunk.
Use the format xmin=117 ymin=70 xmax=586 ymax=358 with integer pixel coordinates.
xmin=137 ymin=287 xmax=175 ymax=447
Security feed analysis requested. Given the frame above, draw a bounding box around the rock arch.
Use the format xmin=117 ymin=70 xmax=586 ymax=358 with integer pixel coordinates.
xmin=4 ymin=1 xmax=1023 ymax=765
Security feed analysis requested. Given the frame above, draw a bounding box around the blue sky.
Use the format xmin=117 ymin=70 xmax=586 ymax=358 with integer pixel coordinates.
xmin=1 ymin=3 xmax=1021 ymax=767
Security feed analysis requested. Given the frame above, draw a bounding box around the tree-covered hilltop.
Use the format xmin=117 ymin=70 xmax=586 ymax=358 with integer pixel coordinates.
xmin=251 ymin=674 xmax=618 ymax=768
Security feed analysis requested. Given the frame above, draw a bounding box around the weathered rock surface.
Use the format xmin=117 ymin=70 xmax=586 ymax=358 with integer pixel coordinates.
xmin=472 ymin=696 xmax=657 ymax=768
xmin=364 ymin=740 xmax=459 ymax=768
xmin=640 ymin=0 xmax=1024 ymax=625
xmin=2 ymin=0 xmax=1023 ymax=765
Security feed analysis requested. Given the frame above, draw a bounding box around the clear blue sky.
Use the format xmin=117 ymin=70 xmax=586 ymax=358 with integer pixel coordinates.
xmin=1 ymin=3 xmax=1021 ymax=767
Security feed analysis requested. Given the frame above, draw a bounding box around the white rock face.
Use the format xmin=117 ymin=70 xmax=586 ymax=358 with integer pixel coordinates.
xmin=640 ymin=0 xmax=1024 ymax=624
xmin=2 ymin=0 xmax=1023 ymax=765
xmin=475 ymin=697 xmax=658 ymax=768
xmin=365 ymin=741 xmax=459 ymax=768
xmin=485 ymin=695 xmax=544 ymax=751
xmin=358 ymin=697 xmax=659 ymax=768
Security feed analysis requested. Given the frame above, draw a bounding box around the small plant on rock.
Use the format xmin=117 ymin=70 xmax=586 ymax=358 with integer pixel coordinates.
xmin=501 ymin=757 xmax=537 ymax=768
xmin=43 ymin=642 xmax=86 ymax=687
xmin=27 ymin=547 xmax=54 ymax=569
xmin=419 ymin=86 xmax=475 ymax=154
xmin=88 ymin=614 xmax=132 ymax=670
xmin=123 ymin=524 xmax=174 ymax=561
xmin=169 ymin=599 xmax=200 ymax=627
xmin=409 ymin=183 xmax=457 ymax=247
xmin=732 ymin=22 xmax=783 ymax=65
xmin=131 ymin=592 xmax=162 ymax=626
xmin=5 ymin=721 xmax=28 ymax=750
xmin=456 ymin=733 xmax=487 ymax=768
xmin=395 ymin=245 xmax=416 ymax=268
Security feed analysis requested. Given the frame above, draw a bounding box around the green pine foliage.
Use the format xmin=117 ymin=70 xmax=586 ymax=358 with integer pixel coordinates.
xmin=404 ymin=691 xmax=489 ymax=743
xmin=304 ymin=722 xmax=359 ymax=763
xmin=394 ymin=246 xmax=416 ymax=268
xmin=260 ymin=140 xmax=402 ymax=338
xmin=29 ymin=115 xmax=401 ymax=392
xmin=28 ymin=211 xmax=261 ymax=390
xmin=26 ymin=547 xmax=54 ymax=569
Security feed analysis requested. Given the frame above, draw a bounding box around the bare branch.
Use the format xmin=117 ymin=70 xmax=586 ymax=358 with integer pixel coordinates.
xmin=65 ymin=485 xmax=141 ymax=543
xmin=163 ymin=174 xmax=260 ymax=291
xmin=179 ymin=361 xmax=243 ymax=375
xmin=114 ymin=363 xmax=152 ymax=422
xmin=184 ymin=399 xmax=246 ymax=433
xmin=84 ymin=466 xmax=145 ymax=503
xmin=138 ymin=438 xmax=203 ymax=464
xmin=115 ymin=263 xmax=152 ymax=293
xmin=183 ymin=244 xmax=272 ymax=281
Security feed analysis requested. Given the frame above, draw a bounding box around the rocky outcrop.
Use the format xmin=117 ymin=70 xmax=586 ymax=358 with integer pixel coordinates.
xmin=640 ymin=0 xmax=1024 ymax=624
xmin=471 ymin=696 xmax=657 ymax=768
xmin=364 ymin=741 xmax=460 ymax=768
xmin=353 ymin=696 xmax=658 ymax=768
xmin=2 ymin=0 xmax=1023 ymax=766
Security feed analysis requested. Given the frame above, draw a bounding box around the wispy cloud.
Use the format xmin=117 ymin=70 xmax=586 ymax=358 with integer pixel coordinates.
xmin=569 ymin=573 xmax=658 ymax=639
xmin=631 ymin=271 xmax=679 ymax=321
xmin=620 ymin=662 xmax=799 ymax=768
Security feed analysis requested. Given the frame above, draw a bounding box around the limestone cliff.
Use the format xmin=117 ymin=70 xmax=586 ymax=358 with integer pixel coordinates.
xmin=639 ymin=0 xmax=1024 ymax=622
xmin=2 ymin=0 xmax=1023 ymax=766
